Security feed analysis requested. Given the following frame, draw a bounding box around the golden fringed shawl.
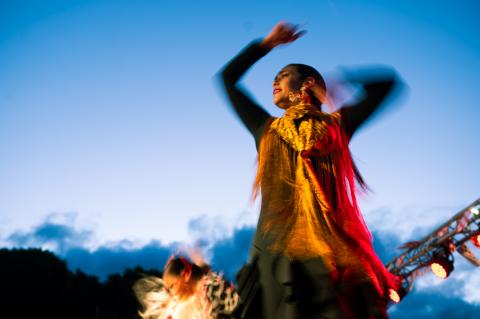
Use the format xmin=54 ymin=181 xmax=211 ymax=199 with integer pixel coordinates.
xmin=253 ymin=103 xmax=399 ymax=294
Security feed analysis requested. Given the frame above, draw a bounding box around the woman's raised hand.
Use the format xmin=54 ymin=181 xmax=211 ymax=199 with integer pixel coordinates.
xmin=261 ymin=21 xmax=306 ymax=50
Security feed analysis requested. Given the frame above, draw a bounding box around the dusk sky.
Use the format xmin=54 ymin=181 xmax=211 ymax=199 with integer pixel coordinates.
xmin=1 ymin=0 xmax=479 ymax=317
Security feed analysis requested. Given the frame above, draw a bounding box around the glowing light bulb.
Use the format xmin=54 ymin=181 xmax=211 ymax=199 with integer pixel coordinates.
xmin=431 ymin=262 xmax=448 ymax=278
xmin=388 ymin=288 xmax=401 ymax=303
xmin=470 ymin=206 xmax=480 ymax=216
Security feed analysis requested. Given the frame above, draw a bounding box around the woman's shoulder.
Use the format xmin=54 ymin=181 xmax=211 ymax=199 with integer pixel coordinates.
xmin=203 ymin=271 xmax=233 ymax=298
xmin=202 ymin=272 xmax=239 ymax=316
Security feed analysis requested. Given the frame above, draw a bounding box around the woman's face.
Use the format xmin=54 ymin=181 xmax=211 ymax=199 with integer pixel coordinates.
xmin=273 ymin=65 xmax=303 ymax=109
xmin=163 ymin=272 xmax=194 ymax=299
xmin=164 ymin=272 xmax=182 ymax=296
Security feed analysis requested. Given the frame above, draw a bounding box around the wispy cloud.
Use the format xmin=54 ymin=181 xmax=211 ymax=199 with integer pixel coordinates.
xmin=2 ymin=211 xmax=480 ymax=317
xmin=389 ymin=287 xmax=480 ymax=319
xmin=6 ymin=212 xmax=93 ymax=253
xmin=366 ymin=204 xmax=463 ymax=242
xmin=371 ymin=231 xmax=480 ymax=318
xmin=186 ymin=213 xmax=255 ymax=278
xmin=3 ymin=212 xmax=177 ymax=280
xmin=368 ymin=204 xmax=480 ymax=307
xmin=209 ymin=226 xmax=254 ymax=280
xmin=64 ymin=240 xmax=175 ymax=280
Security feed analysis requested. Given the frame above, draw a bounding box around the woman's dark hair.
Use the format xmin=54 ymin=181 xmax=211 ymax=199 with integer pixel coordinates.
xmin=164 ymin=257 xmax=208 ymax=281
xmin=287 ymin=63 xmax=326 ymax=107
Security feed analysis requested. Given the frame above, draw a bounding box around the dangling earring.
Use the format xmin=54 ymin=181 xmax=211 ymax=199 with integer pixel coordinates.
xmin=288 ymin=90 xmax=302 ymax=104
xmin=288 ymin=85 xmax=312 ymax=104
xmin=300 ymin=86 xmax=311 ymax=104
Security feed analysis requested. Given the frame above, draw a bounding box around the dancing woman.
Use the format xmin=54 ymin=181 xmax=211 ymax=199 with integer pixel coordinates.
xmin=134 ymin=256 xmax=239 ymax=319
xmin=218 ymin=22 xmax=402 ymax=319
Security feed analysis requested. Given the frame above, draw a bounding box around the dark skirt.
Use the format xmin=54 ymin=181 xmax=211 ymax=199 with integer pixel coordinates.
xmin=236 ymin=233 xmax=389 ymax=319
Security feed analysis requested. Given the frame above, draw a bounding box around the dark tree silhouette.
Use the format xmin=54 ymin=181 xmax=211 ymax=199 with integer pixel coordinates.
xmin=0 ymin=248 xmax=162 ymax=319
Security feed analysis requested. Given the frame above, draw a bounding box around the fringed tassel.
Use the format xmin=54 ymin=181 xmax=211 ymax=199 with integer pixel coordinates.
xmin=325 ymin=123 xmax=401 ymax=295
xmin=253 ymin=108 xmax=400 ymax=298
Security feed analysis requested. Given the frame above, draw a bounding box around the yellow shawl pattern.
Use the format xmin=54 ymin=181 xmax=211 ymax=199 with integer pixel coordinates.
xmin=253 ymin=103 xmax=393 ymax=292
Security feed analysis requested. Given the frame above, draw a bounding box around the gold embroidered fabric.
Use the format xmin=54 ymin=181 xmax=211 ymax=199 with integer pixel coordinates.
xmin=253 ymin=102 xmax=376 ymax=284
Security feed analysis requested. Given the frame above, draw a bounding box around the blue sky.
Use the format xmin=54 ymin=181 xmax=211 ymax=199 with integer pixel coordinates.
xmin=1 ymin=0 xmax=479 ymax=316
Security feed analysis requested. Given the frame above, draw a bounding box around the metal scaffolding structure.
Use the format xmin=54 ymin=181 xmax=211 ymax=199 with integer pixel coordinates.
xmin=385 ymin=198 xmax=480 ymax=301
